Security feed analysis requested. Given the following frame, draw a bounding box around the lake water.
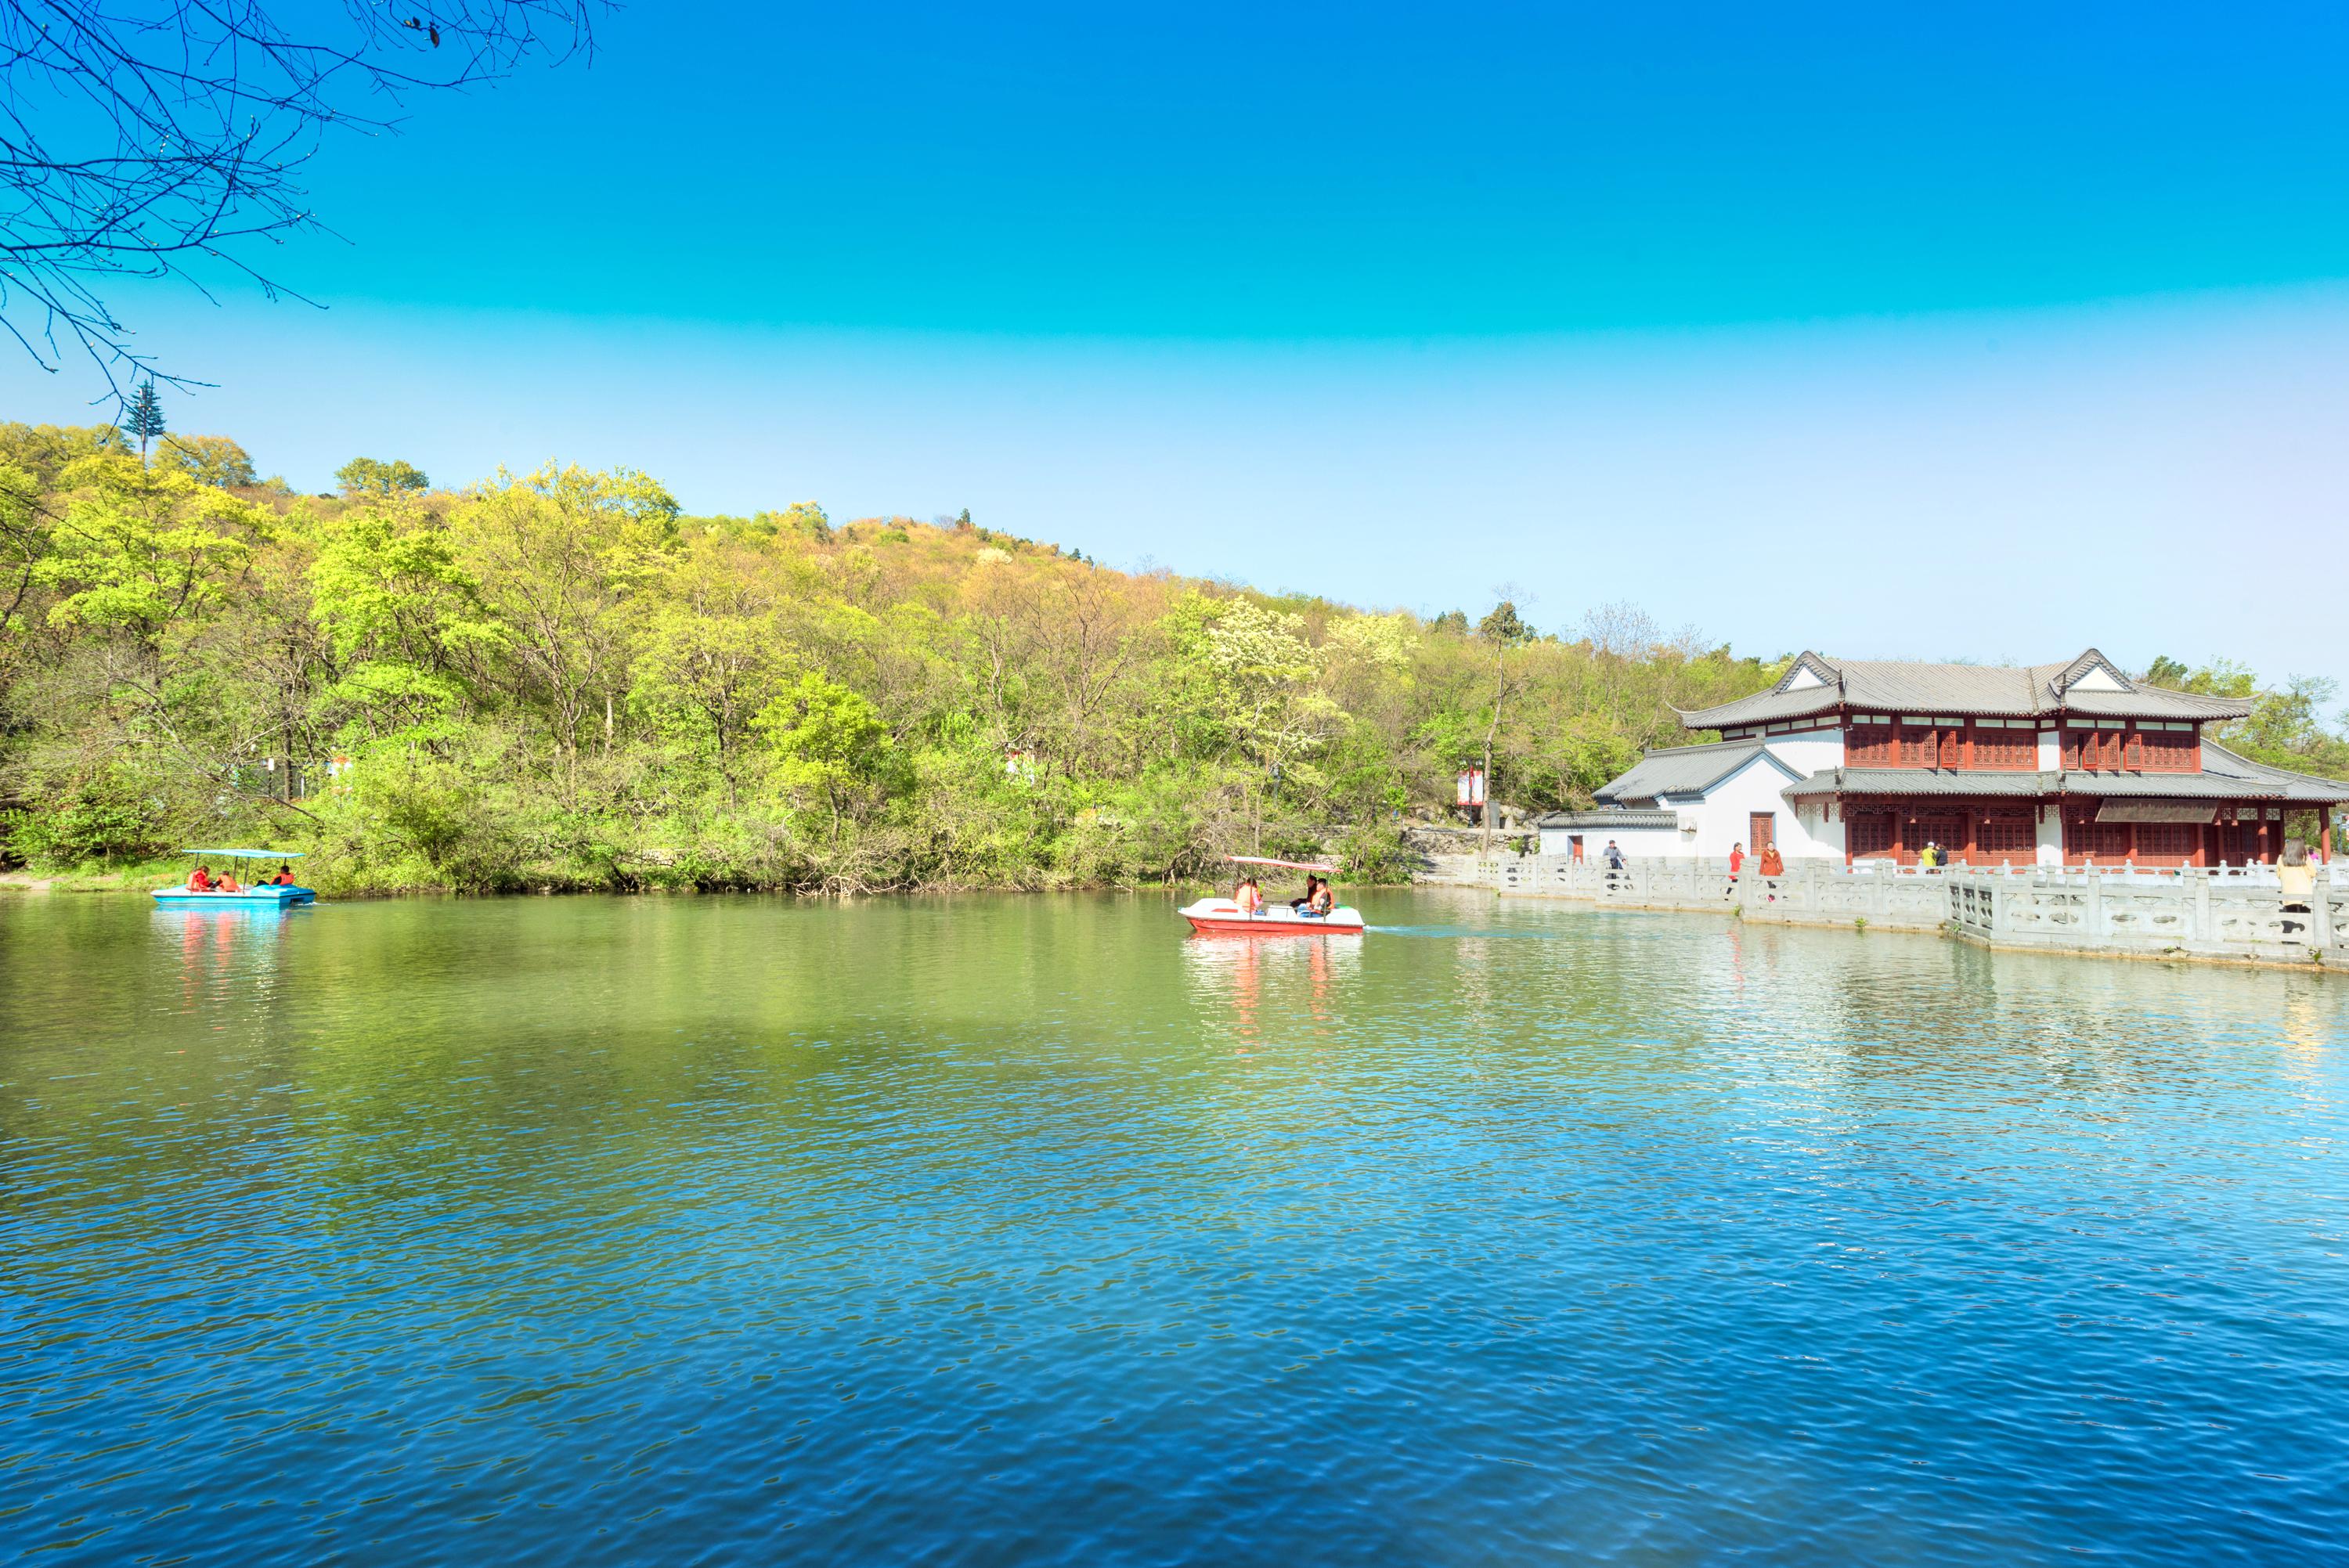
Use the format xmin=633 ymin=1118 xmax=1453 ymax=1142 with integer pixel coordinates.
xmin=2 ymin=889 xmax=2345 ymax=1566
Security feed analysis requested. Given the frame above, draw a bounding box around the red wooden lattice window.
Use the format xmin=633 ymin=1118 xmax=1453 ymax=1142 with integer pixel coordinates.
xmin=1914 ymin=814 xmax=1965 ymax=851
xmin=1847 ymin=723 xmax=1896 ymax=766
xmin=1847 ymin=813 xmax=1896 ymax=856
xmin=1977 ymin=817 xmax=2035 ymax=857
xmin=2066 ymin=820 xmax=2130 ymax=860
xmin=1972 ymin=724 xmax=2037 ymax=770
xmin=2142 ymin=730 xmax=2197 ymax=772
xmin=2069 ymin=729 xmax=2124 ymax=770
xmin=2135 ymin=824 xmax=2199 ymax=864
xmin=1900 ymin=723 xmax=1938 ymax=768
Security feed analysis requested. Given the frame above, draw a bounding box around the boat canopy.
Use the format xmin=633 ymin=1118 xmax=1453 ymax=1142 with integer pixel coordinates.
xmin=1226 ymin=855 xmax=1337 ymax=873
xmin=179 ymin=848 xmax=305 ymax=860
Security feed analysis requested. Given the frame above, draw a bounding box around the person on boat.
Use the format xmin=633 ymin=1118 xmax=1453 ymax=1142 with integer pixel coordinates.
xmin=1236 ymin=876 xmax=1264 ymax=917
xmin=1307 ymin=878 xmax=1336 ymax=917
xmin=186 ymin=863 xmax=213 ymax=892
xmin=271 ymin=863 xmax=295 ymax=885
xmin=213 ymin=866 xmax=244 ymax=893
xmin=1290 ymin=874 xmax=1319 ymax=910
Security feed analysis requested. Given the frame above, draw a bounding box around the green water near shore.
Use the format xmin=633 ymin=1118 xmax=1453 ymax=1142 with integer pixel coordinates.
xmin=4 ymin=889 xmax=2345 ymax=1565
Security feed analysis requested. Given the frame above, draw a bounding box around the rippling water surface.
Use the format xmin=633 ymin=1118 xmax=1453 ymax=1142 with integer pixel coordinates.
xmin=3 ymin=890 xmax=2346 ymax=1565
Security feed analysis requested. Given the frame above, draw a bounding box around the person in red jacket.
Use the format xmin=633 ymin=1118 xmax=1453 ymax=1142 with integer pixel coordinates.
xmin=1728 ymin=842 xmax=1745 ymax=876
xmin=186 ymin=863 xmax=213 ymax=892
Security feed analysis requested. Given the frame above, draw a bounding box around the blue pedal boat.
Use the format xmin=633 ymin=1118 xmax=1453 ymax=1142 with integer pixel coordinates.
xmin=152 ymin=848 xmax=317 ymax=907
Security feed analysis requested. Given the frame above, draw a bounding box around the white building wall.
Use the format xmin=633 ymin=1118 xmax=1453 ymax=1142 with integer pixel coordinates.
xmin=1669 ymin=754 xmax=1841 ymax=861
xmin=2035 ymin=808 xmax=2063 ymax=867
xmin=1759 ymin=731 xmax=1845 ymax=777
xmin=2037 ymin=728 xmax=2062 ymax=770
xmin=1557 ymin=728 xmax=1855 ymax=862
xmin=1552 ymin=824 xmax=1683 ymax=860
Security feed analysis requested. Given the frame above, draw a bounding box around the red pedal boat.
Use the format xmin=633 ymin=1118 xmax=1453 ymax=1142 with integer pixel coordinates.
xmin=1180 ymin=856 xmax=1366 ymax=935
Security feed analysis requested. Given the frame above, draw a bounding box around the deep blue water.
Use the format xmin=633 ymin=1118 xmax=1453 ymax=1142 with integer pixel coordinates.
xmin=2 ymin=889 xmax=2344 ymax=1565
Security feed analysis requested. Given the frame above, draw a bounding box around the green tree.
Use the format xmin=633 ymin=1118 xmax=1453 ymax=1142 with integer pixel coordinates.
xmin=336 ymin=456 xmax=431 ymax=496
xmin=124 ymin=382 xmax=165 ymax=459
xmin=35 ymin=456 xmax=256 ymax=648
xmin=1474 ymin=599 xmax=1533 ymax=850
xmin=756 ymin=671 xmax=893 ymax=842
xmin=0 ymin=422 xmax=129 ymax=488
xmin=156 ymin=434 xmax=258 ymax=488
xmin=447 ymin=463 xmax=679 ymax=780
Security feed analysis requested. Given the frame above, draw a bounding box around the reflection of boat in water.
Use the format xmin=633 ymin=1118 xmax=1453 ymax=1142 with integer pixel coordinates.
xmin=150 ymin=848 xmax=316 ymax=907
xmin=1180 ymin=856 xmax=1366 ymax=935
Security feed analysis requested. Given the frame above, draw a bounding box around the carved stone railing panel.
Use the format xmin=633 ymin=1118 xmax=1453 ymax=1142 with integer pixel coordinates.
xmin=1423 ymin=852 xmax=2340 ymax=969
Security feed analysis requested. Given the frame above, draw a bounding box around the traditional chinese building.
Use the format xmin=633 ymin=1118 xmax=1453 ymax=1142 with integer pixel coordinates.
xmin=1538 ymin=648 xmax=2346 ymax=867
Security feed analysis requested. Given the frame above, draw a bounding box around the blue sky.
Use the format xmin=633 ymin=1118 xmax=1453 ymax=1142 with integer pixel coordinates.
xmin=8 ymin=1 xmax=2349 ymax=690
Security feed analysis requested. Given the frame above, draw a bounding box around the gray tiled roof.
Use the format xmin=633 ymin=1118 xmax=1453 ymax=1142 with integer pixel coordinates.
xmin=1533 ymin=809 xmax=1680 ymax=830
xmin=2200 ymin=741 xmax=2349 ymax=802
xmin=1779 ymin=768 xmax=2053 ymax=799
xmin=1679 ymin=647 xmax=2257 ymax=730
xmin=1779 ymin=750 xmax=2348 ymax=805
xmin=1593 ymin=740 xmax=1794 ymax=804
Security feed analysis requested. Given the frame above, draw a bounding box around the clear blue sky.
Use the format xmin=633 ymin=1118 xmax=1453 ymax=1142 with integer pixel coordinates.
xmin=9 ymin=1 xmax=2349 ymax=691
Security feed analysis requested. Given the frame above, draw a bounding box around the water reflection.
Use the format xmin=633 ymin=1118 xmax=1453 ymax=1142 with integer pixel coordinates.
xmin=1 ymin=890 xmax=2344 ymax=1567
xmin=1182 ymin=931 xmax=1361 ymax=1047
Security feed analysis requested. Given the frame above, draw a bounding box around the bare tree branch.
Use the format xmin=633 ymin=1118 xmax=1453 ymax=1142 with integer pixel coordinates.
xmin=0 ymin=1 xmax=604 ymax=411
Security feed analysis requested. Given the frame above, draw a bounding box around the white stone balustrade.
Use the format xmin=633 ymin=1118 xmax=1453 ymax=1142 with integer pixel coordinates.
xmin=1419 ymin=853 xmax=2344 ymax=968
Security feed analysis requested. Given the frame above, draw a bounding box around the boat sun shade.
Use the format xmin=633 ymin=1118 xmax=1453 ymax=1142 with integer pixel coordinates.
xmin=179 ymin=848 xmax=305 ymax=860
xmin=1225 ymin=855 xmax=1338 ymax=873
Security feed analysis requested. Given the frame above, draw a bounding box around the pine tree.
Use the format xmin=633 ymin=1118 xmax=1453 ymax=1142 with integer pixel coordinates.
xmin=124 ymin=381 xmax=165 ymax=460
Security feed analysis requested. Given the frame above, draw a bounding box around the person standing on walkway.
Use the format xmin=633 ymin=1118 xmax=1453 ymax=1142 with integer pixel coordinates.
xmin=2279 ymin=839 xmax=2315 ymax=915
xmin=1758 ymin=844 xmax=1784 ymax=878
xmin=1728 ymin=842 xmax=1745 ymax=876
xmin=1603 ymin=840 xmax=1626 ymax=871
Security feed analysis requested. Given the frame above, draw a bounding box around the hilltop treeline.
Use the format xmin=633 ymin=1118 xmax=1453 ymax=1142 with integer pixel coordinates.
xmin=3 ymin=422 xmax=2340 ymax=890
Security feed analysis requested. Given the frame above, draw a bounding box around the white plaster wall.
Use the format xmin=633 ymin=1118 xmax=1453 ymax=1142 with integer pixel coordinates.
xmin=2037 ymin=728 xmax=2062 ymax=770
xmin=1571 ymin=824 xmax=1683 ymax=860
xmin=2035 ymin=807 xmax=2063 ymax=867
xmin=1673 ymin=754 xmax=1839 ymax=860
xmin=1760 ymin=731 xmax=1845 ymax=776
xmin=1784 ymin=665 xmax=1827 ymax=690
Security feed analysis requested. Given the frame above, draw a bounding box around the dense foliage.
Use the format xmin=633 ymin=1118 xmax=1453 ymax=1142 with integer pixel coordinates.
xmin=0 ymin=424 xmax=1793 ymax=890
xmin=3 ymin=422 xmax=2341 ymax=890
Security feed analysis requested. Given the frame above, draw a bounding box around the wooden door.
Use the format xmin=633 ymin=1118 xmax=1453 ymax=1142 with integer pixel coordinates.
xmin=1914 ymin=813 xmax=1965 ymax=865
xmin=1748 ymin=813 xmax=1775 ymax=853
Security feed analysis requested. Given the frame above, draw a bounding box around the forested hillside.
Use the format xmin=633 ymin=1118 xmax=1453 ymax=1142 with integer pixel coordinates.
xmin=2 ymin=421 xmax=2340 ymax=891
